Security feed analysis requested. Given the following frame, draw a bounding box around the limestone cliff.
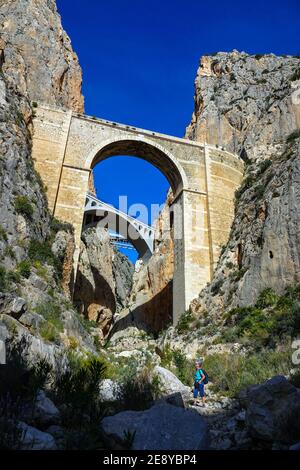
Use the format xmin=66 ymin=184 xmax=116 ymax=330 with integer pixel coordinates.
xmin=0 ymin=0 xmax=93 ymax=356
xmin=186 ymin=51 xmax=300 ymax=161
xmin=0 ymin=0 xmax=84 ymax=268
xmin=74 ymin=227 xmax=133 ymax=340
xmin=0 ymin=0 xmax=84 ymax=112
xmin=185 ymin=51 xmax=300 ymax=315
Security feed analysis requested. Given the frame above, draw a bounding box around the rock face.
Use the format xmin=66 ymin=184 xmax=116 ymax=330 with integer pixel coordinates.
xmin=186 ymin=51 xmax=300 ymax=161
xmin=74 ymin=227 xmax=133 ymax=339
xmin=101 ymin=402 xmax=209 ymax=450
xmin=0 ymin=0 xmax=83 ymax=271
xmin=153 ymin=366 xmax=191 ymax=399
xmin=18 ymin=421 xmax=57 ymax=450
xmin=0 ymin=0 xmax=96 ymax=364
xmin=185 ymin=51 xmax=300 ymax=313
xmin=0 ymin=0 xmax=84 ymax=112
xmin=244 ymin=376 xmax=300 ymax=443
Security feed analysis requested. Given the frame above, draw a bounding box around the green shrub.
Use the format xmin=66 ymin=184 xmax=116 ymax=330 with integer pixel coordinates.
xmin=39 ymin=322 xmax=60 ymax=343
xmin=0 ymin=341 xmax=52 ymax=449
xmin=120 ymin=367 xmax=161 ymax=411
xmin=211 ymin=278 xmax=224 ymax=295
xmin=14 ymin=196 xmax=33 ymax=219
xmin=0 ymin=265 xmax=7 ymax=291
xmin=172 ymin=350 xmax=194 ymax=386
xmin=28 ymin=239 xmax=62 ymax=278
xmin=35 ymin=301 xmax=64 ymax=342
xmin=50 ymin=217 xmax=74 ymax=234
xmin=16 ymin=260 xmax=31 ymax=279
xmin=255 ymin=288 xmax=279 ymax=308
xmin=235 ymin=175 xmax=254 ymax=202
xmin=6 ymin=271 xmax=21 ymax=284
xmin=286 ymin=129 xmax=300 ymax=143
xmin=159 ymin=342 xmax=174 ymax=369
xmin=222 ymin=285 xmax=300 ymax=345
xmin=230 ymin=267 xmax=247 ymax=282
xmin=226 ymin=261 xmax=234 ymax=269
xmin=204 ymin=350 xmax=292 ymax=397
xmin=258 ymin=159 xmax=272 ymax=174
xmin=176 ymin=309 xmax=195 ymax=334
xmin=0 ymin=225 xmax=7 ymax=241
xmin=53 ymin=356 xmax=106 ymax=427
xmin=290 ymin=69 xmax=300 ymax=81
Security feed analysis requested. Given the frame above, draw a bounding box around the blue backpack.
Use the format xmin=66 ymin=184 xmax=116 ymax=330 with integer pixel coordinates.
xmin=200 ymin=369 xmax=209 ymax=384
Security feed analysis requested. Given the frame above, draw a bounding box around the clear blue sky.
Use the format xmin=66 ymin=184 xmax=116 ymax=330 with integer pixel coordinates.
xmin=57 ymin=0 xmax=299 ymax=260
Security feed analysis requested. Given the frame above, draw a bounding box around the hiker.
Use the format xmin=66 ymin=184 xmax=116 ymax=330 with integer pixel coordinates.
xmin=193 ymin=359 xmax=207 ymax=406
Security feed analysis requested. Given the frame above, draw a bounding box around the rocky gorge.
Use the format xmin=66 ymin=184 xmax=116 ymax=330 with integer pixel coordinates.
xmin=0 ymin=0 xmax=300 ymax=452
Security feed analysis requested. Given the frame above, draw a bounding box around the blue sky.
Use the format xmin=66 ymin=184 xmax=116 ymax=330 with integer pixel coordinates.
xmin=57 ymin=0 xmax=299 ymax=260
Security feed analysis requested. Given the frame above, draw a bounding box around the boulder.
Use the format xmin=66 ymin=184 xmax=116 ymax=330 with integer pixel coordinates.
xmin=18 ymin=421 xmax=57 ymax=450
xmin=100 ymin=402 xmax=209 ymax=450
xmin=245 ymin=375 xmax=300 ymax=443
xmin=19 ymin=312 xmax=45 ymax=329
xmin=153 ymin=366 xmax=191 ymax=399
xmin=0 ymin=293 xmax=26 ymax=319
xmin=99 ymin=379 xmax=121 ymax=402
xmin=20 ymin=391 xmax=60 ymax=428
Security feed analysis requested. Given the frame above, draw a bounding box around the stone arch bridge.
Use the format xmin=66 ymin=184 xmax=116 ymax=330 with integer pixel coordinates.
xmin=32 ymin=104 xmax=244 ymax=324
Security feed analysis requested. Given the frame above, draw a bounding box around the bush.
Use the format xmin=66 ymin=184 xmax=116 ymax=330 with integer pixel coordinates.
xmin=258 ymin=159 xmax=272 ymax=174
xmin=14 ymin=196 xmax=33 ymax=219
xmin=255 ymin=288 xmax=279 ymax=308
xmin=235 ymin=175 xmax=255 ymax=201
xmin=39 ymin=322 xmax=60 ymax=343
xmin=176 ymin=309 xmax=195 ymax=334
xmin=230 ymin=268 xmax=247 ymax=282
xmin=50 ymin=217 xmax=74 ymax=234
xmin=211 ymin=278 xmax=224 ymax=295
xmin=290 ymin=69 xmax=300 ymax=82
xmin=0 ymin=265 xmax=7 ymax=291
xmin=28 ymin=239 xmax=62 ymax=279
xmin=53 ymin=356 xmax=106 ymax=427
xmin=120 ymin=367 xmax=161 ymax=411
xmin=17 ymin=260 xmax=31 ymax=279
xmin=0 ymin=225 xmax=7 ymax=241
xmin=35 ymin=301 xmax=64 ymax=343
xmin=172 ymin=350 xmax=194 ymax=386
xmin=286 ymin=129 xmax=300 ymax=143
xmin=0 ymin=340 xmax=52 ymax=449
xmin=204 ymin=350 xmax=292 ymax=397
xmin=222 ymin=285 xmax=300 ymax=346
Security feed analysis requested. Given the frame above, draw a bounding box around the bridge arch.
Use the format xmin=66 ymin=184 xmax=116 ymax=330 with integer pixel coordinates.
xmin=84 ymin=194 xmax=154 ymax=260
xmin=84 ymin=135 xmax=188 ymax=196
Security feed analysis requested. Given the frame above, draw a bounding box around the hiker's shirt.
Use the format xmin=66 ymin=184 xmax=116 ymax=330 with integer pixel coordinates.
xmin=194 ymin=369 xmax=204 ymax=384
